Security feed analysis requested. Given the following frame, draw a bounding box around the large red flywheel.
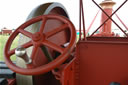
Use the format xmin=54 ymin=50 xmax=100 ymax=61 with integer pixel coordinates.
xmin=4 ymin=14 xmax=76 ymax=75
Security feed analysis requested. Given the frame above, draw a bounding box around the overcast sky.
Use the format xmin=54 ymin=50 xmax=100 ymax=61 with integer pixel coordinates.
xmin=0 ymin=0 xmax=128 ymax=34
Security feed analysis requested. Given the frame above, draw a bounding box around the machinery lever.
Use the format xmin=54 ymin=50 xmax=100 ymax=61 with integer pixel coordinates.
xmin=15 ymin=46 xmax=32 ymax=64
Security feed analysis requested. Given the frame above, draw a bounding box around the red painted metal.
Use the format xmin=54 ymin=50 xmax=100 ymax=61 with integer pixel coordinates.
xmin=4 ymin=15 xmax=76 ymax=75
xmin=79 ymin=0 xmax=86 ymax=40
xmin=86 ymin=10 xmax=100 ymax=35
xmin=115 ymin=13 xmax=128 ymax=31
xmin=3 ymin=0 xmax=128 ymax=85
xmin=79 ymin=0 xmax=82 ymax=40
xmin=7 ymin=79 xmax=16 ymax=85
xmin=100 ymin=9 xmax=113 ymax=34
xmin=75 ymin=39 xmax=128 ymax=85
xmin=81 ymin=0 xmax=86 ymax=40
xmin=90 ymin=0 xmax=128 ymax=37
xmin=61 ymin=58 xmax=76 ymax=85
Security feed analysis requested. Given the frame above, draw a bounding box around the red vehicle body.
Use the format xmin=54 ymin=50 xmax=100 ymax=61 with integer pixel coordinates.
xmin=3 ymin=0 xmax=128 ymax=85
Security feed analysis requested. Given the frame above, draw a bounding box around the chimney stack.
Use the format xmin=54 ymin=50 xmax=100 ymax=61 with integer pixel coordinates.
xmin=99 ymin=0 xmax=116 ymax=35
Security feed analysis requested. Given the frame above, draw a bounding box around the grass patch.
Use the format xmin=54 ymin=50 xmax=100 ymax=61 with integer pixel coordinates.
xmin=0 ymin=32 xmax=79 ymax=61
xmin=0 ymin=35 xmax=19 ymax=61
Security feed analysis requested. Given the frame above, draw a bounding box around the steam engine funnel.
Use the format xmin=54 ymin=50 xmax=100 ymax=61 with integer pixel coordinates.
xmin=99 ymin=0 xmax=116 ymax=36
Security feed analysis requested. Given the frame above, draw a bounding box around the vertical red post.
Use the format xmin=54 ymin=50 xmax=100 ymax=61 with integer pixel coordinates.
xmin=99 ymin=0 xmax=116 ymax=35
